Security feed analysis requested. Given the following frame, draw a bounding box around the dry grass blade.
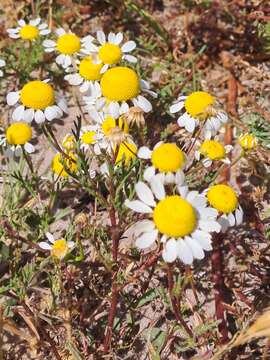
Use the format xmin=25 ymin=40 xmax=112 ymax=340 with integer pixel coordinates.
xmin=210 ymin=308 xmax=270 ymax=360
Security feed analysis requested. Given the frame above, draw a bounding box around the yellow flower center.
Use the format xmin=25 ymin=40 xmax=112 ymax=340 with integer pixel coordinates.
xmin=207 ymin=184 xmax=238 ymax=214
xmin=100 ymin=66 xmax=140 ymax=102
xmin=62 ymin=135 xmax=75 ymax=150
xmin=51 ymin=152 xmax=77 ymax=177
xmin=153 ymin=195 xmax=197 ymax=237
xmin=19 ymin=25 xmax=39 ymax=40
xmin=81 ymin=130 xmax=96 ymax=144
xmin=239 ymin=134 xmax=257 ymax=151
xmin=56 ymin=34 xmax=81 ymax=55
xmin=6 ymin=122 xmax=32 ymax=145
xmin=185 ymin=91 xmax=214 ymax=119
xmin=102 ymin=116 xmax=129 ymax=136
xmin=151 ymin=143 xmax=185 ymax=172
xmin=199 ymin=140 xmax=226 ymax=160
xmin=51 ymin=239 xmax=69 ymax=259
xmin=115 ymin=142 xmax=137 ymax=165
xmin=98 ymin=43 xmax=122 ymax=65
xmin=20 ymin=81 xmax=55 ymax=110
xmin=79 ymin=56 xmax=103 ymax=81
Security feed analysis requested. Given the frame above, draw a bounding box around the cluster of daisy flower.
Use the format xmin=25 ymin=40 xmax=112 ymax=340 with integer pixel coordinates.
xmin=0 ymin=16 xmax=258 ymax=263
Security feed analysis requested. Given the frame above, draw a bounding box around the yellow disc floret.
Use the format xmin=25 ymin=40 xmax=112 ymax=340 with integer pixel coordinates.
xmin=20 ymin=81 xmax=55 ymax=110
xmin=153 ymin=195 xmax=197 ymax=237
xmin=239 ymin=133 xmax=257 ymax=151
xmin=102 ymin=116 xmax=129 ymax=136
xmin=101 ymin=67 xmax=140 ymax=101
xmin=51 ymin=239 xmax=69 ymax=259
xmin=185 ymin=91 xmax=214 ymax=119
xmin=52 ymin=152 xmax=77 ymax=177
xmin=79 ymin=56 xmax=103 ymax=81
xmin=115 ymin=142 xmax=137 ymax=165
xmin=81 ymin=130 xmax=96 ymax=144
xmin=57 ymin=34 xmax=81 ymax=55
xmin=207 ymin=184 xmax=238 ymax=214
xmin=6 ymin=122 xmax=32 ymax=145
xmin=98 ymin=43 xmax=122 ymax=65
xmin=19 ymin=25 xmax=39 ymax=40
xmin=151 ymin=143 xmax=185 ymax=172
xmin=199 ymin=140 xmax=226 ymax=160
xmin=62 ymin=135 xmax=75 ymax=150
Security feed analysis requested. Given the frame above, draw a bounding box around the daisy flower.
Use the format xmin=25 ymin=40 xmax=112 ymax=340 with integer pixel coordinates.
xmin=0 ymin=122 xmax=35 ymax=156
xmin=239 ymin=133 xmax=257 ymax=152
xmin=170 ymin=91 xmax=228 ymax=135
xmin=206 ymin=184 xmax=243 ymax=232
xmin=138 ymin=142 xmax=186 ymax=184
xmin=38 ymin=232 xmax=75 ymax=260
xmin=194 ymin=139 xmax=232 ymax=168
xmin=7 ymin=18 xmax=50 ymax=41
xmin=0 ymin=59 xmax=6 ymax=77
xmin=64 ymin=55 xmax=103 ymax=93
xmin=84 ymin=66 xmax=156 ymax=117
xmin=43 ymin=28 xmax=93 ymax=68
xmin=6 ymin=80 xmax=68 ymax=124
xmin=52 ymin=152 xmax=78 ymax=178
xmin=125 ymin=179 xmax=221 ymax=264
xmin=89 ymin=30 xmax=137 ymax=73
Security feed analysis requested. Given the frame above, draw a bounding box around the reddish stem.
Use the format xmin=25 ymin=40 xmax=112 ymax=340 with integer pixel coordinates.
xmin=211 ymin=233 xmax=229 ymax=343
xmin=103 ymin=283 xmax=119 ymax=353
xmin=167 ymin=265 xmax=193 ymax=338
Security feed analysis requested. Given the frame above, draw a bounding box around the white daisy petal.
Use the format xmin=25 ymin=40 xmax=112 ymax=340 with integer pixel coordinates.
xmin=24 ymin=142 xmax=35 ymax=153
xmin=12 ymin=105 xmax=25 ymax=121
xmin=29 ymin=18 xmax=41 ymax=26
xmin=136 ymin=95 xmax=152 ymax=113
xmin=162 ymin=238 xmax=178 ymax=263
xmin=228 ymin=212 xmax=235 ymax=226
xmin=108 ymin=32 xmax=116 ymax=43
xmin=23 ymin=108 xmax=35 ymax=123
xmin=45 ymin=106 xmax=57 ymax=121
xmin=135 ymin=181 xmax=156 ymax=207
xmin=38 ymin=242 xmax=52 ymax=250
xmin=199 ymin=220 xmax=221 ymax=233
xmin=121 ymin=40 xmax=136 ymax=52
xmin=131 ymin=220 xmax=155 ymax=236
xmin=137 ymin=146 xmax=152 ymax=159
xmin=40 ymin=29 xmax=50 ymax=37
xmin=114 ymin=32 xmax=123 ymax=45
xmin=34 ymin=110 xmax=45 ymax=124
xmin=56 ymin=27 xmax=66 ymax=36
xmin=177 ymin=239 xmax=193 ymax=265
xmin=123 ymin=54 xmax=137 ymax=63
xmin=185 ymin=236 xmax=205 ymax=260
xmin=7 ymin=91 xmax=20 ymax=106
xmin=136 ymin=230 xmax=158 ymax=249
xmin=218 ymin=215 xmax=230 ymax=233
xmin=149 ymin=176 xmax=165 ymax=200
xmin=143 ymin=166 xmax=155 ymax=182
xmin=125 ymin=199 xmax=153 ymax=213
xmin=46 ymin=232 xmax=55 ymax=243
xmin=97 ymin=30 xmax=106 ymax=44
xmin=170 ymin=101 xmax=185 ymax=114
xmin=18 ymin=19 xmax=26 ymax=27
xmin=108 ymin=102 xmax=120 ymax=118
xmin=65 ymin=73 xmax=83 ymax=86
xmin=43 ymin=39 xmax=56 ymax=48
xmin=236 ymin=208 xmax=243 ymax=225
xmin=192 ymin=230 xmax=212 ymax=251
xmin=100 ymin=64 xmax=109 ymax=73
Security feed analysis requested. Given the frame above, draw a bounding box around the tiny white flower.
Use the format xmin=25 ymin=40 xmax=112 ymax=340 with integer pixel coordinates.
xmin=7 ymin=18 xmax=50 ymax=41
